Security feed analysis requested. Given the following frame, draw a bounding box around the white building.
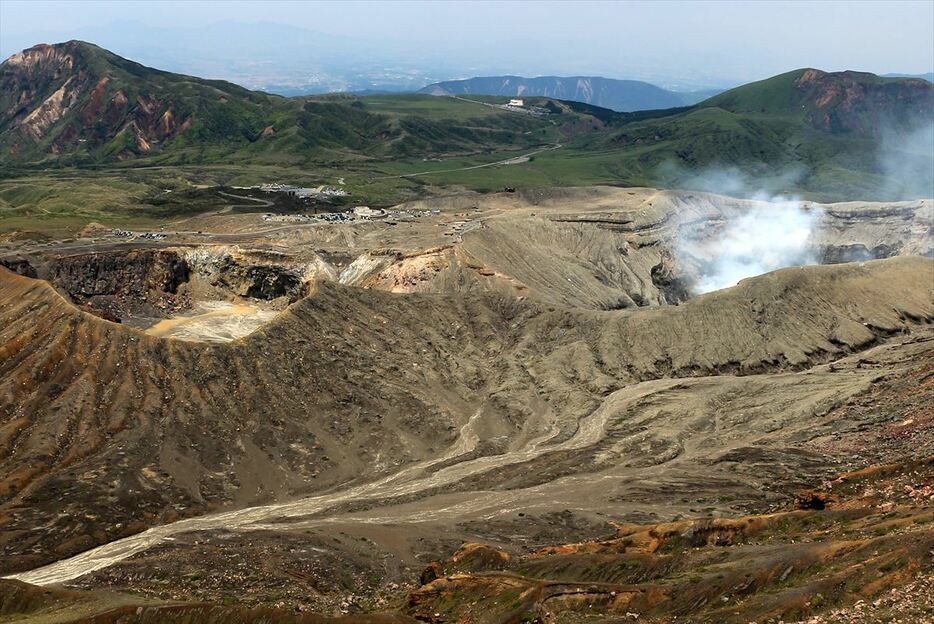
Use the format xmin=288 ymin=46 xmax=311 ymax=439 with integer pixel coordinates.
xmin=353 ymin=206 xmax=386 ymax=219
xmin=508 ymin=98 xmax=524 ymax=107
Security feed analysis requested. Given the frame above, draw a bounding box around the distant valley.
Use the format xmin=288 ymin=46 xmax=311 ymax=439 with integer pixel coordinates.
xmin=0 ymin=41 xmax=932 ymax=226
xmin=419 ymin=75 xmax=721 ymax=111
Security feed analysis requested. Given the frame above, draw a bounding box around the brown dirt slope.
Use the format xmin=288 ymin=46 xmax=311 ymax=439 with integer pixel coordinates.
xmin=387 ymin=189 xmax=932 ymax=309
xmin=406 ymin=352 xmax=934 ymax=624
xmin=0 ymin=578 xmax=415 ymax=624
xmin=408 ymin=460 xmax=933 ymax=624
xmin=0 ymin=256 xmax=932 ymax=576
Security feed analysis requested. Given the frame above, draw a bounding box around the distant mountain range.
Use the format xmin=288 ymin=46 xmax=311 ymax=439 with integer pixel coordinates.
xmin=419 ymin=76 xmax=720 ymax=111
xmin=0 ymin=41 xmax=558 ymax=164
xmin=883 ymin=72 xmax=934 ymax=82
xmin=1 ymin=42 xmax=931 ymax=200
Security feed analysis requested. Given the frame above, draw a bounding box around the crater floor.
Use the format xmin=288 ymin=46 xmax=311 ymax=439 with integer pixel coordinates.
xmin=142 ymin=301 xmax=279 ymax=343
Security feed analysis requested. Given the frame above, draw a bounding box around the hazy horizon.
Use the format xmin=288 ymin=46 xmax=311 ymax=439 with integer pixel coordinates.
xmin=2 ymin=0 xmax=933 ymax=94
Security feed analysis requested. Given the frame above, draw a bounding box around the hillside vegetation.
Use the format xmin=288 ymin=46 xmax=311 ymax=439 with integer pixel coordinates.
xmin=0 ymin=42 xmax=572 ymax=167
xmin=1 ymin=43 xmax=933 ymax=203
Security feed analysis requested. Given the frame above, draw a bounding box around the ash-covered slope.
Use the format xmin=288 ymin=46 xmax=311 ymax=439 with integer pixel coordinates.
xmin=1 ymin=256 xmax=932 ymax=574
xmin=377 ymin=188 xmax=932 ymax=310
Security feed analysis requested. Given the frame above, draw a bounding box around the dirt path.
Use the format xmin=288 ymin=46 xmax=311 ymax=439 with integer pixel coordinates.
xmin=4 ymin=380 xmax=676 ymax=586
xmin=215 ymin=191 xmax=274 ymax=209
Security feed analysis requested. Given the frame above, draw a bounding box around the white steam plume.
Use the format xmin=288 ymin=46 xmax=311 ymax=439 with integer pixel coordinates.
xmin=877 ymin=121 xmax=934 ymax=200
xmin=682 ymin=197 xmax=823 ymax=294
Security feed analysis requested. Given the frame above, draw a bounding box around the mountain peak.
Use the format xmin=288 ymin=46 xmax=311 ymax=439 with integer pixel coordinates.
xmin=5 ymin=39 xmax=101 ymax=62
xmin=0 ymin=41 xmax=274 ymax=160
xmin=698 ymin=67 xmax=933 ymax=135
xmin=4 ymin=40 xmax=79 ymax=70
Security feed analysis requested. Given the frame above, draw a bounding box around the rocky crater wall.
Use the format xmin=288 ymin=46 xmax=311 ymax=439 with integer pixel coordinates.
xmin=0 ymin=247 xmax=310 ymax=323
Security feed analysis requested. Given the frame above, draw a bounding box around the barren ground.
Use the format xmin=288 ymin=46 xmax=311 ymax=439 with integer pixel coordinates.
xmin=0 ymin=187 xmax=931 ymax=623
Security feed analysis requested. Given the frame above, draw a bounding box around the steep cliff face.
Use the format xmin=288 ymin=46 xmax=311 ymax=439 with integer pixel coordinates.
xmin=1 ymin=44 xmax=81 ymax=142
xmin=793 ymin=69 xmax=934 ymax=135
xmin=701 ymin=68 xmax=934 ymax=137
xmin=183 ymin=248 xmax=308 ymax=302
xmin=0 ymin=246 xmax=317 ymax=325
xmin=46 ymin=249 xmax=191 ymax=318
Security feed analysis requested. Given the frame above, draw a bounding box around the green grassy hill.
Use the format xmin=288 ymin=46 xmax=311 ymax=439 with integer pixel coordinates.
xmin=2 ymin=44 xmax=932 ymax=203
xmin=0 ymin=42 xmax=582 ymax=168
xmin=0 ymin=41 xmax=279 ymax=163
xmin=568 ymin=68 xmax=934 ymax=199
xmin=698 ymin=68 xmax=933 ymax=133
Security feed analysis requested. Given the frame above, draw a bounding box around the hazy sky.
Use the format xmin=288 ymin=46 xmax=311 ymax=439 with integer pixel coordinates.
xmin=2 ymin=0 xmax=933 ymax=87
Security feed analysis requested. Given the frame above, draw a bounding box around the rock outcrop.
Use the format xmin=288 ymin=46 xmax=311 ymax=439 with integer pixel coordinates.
xmin=46 ymin=249 xmax=190 ymax=319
